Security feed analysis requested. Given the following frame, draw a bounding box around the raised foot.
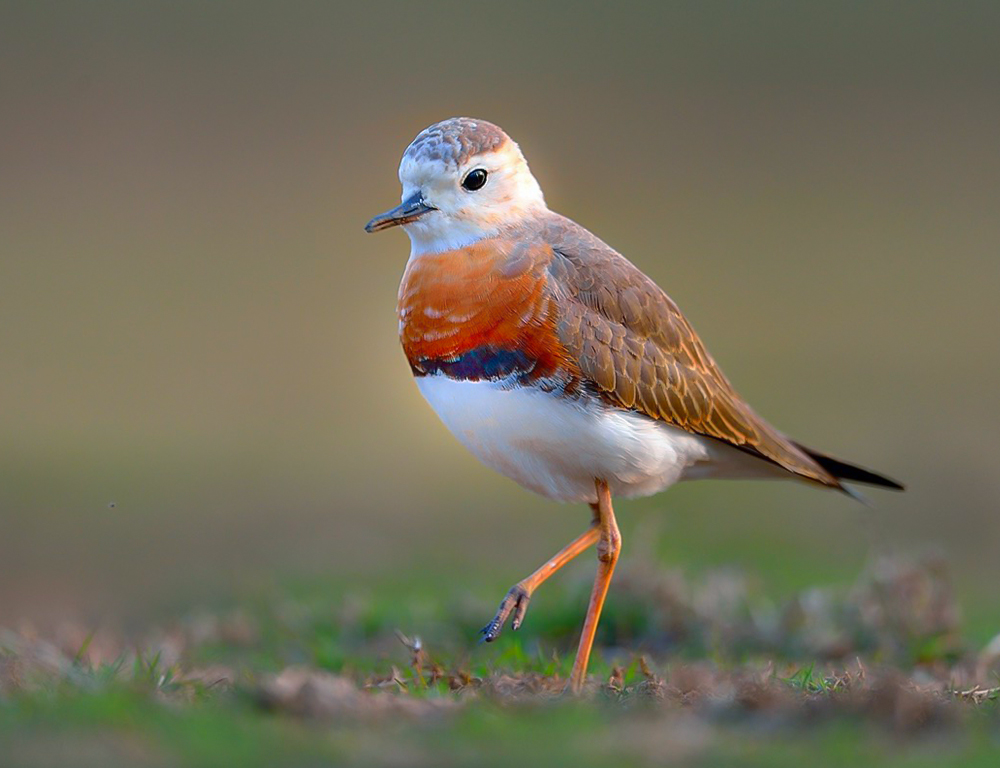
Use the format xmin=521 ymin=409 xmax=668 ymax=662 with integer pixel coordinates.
xmin=480 ymin=583 xmax=531 ymax=642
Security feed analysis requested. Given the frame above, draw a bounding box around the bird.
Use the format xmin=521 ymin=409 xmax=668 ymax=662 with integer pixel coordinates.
xmin=365 ymin=117 xmax=903 ymax=694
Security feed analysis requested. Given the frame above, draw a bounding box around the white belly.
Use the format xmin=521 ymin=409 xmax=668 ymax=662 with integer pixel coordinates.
xmin=415 ymin=376 xmax=779 ymax=503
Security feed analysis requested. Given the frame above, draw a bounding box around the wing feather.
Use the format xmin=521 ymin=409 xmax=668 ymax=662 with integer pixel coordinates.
xmin=540 ymin=213 xmax=838 ymax=487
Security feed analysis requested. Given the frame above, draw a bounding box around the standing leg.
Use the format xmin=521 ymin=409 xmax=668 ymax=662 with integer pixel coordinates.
xmin=481 ymin=505 xmax=601 ymax=641
xmin=568 ymin=478 xmax=621 ymax=694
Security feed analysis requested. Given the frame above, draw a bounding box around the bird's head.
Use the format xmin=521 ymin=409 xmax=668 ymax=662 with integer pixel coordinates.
xmin=365 ymin=117 xmax=546 ymax=254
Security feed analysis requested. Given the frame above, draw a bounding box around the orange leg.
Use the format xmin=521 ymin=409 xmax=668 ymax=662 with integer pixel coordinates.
xmin=481 ymin=507 xmax=601 ymax=642
xmin=568 ymin=478 xmax=621 ymax=694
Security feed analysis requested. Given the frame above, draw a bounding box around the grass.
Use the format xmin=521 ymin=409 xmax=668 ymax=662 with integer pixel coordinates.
xmin=2 ymin=554 xmax=999 ymax=767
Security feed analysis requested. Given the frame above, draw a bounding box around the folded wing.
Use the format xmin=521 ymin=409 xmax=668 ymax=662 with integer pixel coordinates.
xmin=541 ymin=214 xmax=843 ymax=488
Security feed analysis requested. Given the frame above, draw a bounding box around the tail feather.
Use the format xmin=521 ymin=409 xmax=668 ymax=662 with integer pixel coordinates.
xmin=795 ymin=443 xmax=904 ymax=491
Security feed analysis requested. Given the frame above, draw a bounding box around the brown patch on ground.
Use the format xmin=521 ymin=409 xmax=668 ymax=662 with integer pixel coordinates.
xmin=258 ymin=667 xmax=457 ymax=720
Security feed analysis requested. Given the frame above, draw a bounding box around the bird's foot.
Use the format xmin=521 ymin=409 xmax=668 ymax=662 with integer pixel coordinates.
xmin=480 ymin=583 xmax=531 ymax=642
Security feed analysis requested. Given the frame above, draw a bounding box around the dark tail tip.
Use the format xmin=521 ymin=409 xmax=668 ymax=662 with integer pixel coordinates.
xmin=795 ymin=443 xmax=905 ymax=491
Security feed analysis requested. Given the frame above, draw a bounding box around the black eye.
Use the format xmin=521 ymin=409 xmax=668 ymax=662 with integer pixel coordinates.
xmin=462 ymin=168 xmax=488 ymax=191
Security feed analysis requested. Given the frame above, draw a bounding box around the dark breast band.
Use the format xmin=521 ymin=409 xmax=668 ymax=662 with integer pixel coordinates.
xmin=411 ymin=346 xmax=537 ymax=382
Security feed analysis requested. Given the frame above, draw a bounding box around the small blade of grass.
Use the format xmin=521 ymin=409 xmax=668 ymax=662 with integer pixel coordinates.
xmin=72 ymin=630 xmax=96 ymax=666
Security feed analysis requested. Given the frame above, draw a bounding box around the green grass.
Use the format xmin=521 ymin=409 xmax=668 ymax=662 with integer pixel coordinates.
xmin=2 ymin=559 xmax=999 ymax=768
xmin=3 ymin=666 xmax=998 ymax=768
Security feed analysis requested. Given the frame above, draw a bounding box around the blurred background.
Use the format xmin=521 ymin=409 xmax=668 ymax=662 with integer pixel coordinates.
xmin=1 ymin=2 xmax=997 ymax=638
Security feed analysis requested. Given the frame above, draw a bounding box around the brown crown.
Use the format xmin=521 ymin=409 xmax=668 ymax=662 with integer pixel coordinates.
xmin=403 ymin=117 xmax=509 ymax=167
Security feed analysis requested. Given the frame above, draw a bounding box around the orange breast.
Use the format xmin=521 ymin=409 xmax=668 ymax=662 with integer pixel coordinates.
xmin=397 ymin=239 xmax=573 ymax=383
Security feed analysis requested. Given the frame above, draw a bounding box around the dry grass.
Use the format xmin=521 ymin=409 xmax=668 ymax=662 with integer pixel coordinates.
xmin=3 ymin=555 xmax=998 ymax=716
xmin=2 ymin=554 xmax=999 ymax=767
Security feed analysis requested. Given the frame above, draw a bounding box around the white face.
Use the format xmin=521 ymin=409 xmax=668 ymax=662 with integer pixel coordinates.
xmin=397 ymin=141 xmax=546 ymax=254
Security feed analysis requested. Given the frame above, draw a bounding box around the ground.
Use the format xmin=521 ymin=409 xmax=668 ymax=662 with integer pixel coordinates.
xmin=2 ymin=555 xmax=998 ymax=767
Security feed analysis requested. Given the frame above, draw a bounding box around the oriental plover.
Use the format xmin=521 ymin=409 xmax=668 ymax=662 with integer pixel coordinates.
xmin=365 ymin=117 xmax=902 ymax=693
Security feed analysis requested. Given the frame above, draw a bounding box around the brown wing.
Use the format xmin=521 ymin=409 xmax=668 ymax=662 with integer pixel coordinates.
xmin=539 ymin=213 xmax=839 ymax=488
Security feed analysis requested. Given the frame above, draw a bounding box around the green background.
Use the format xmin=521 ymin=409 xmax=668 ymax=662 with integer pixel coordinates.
xmin=2 ymin=1 xmax=998 ymax=640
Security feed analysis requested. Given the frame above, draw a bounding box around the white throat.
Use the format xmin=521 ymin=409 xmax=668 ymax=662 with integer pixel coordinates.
xmin=402 ymin=217 xmax=498 ymax=257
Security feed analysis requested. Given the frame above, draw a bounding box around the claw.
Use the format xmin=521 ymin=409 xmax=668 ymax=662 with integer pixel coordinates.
xmin=480 ymin=584 xmax=531 ymax=642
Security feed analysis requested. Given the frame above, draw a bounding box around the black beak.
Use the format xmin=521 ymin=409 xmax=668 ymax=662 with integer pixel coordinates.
xmin=365 ymin=192 xmax=436 ymax=233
